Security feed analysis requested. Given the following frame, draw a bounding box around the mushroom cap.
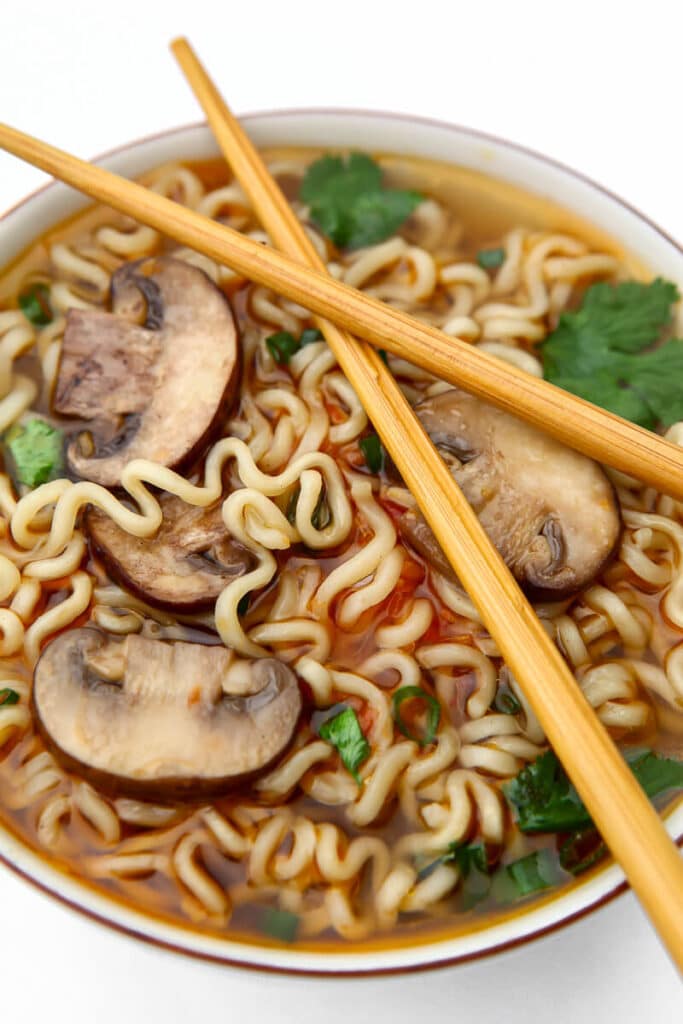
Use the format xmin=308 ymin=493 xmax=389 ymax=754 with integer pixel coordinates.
xmin=400 ymin=389 xmax=621 ymax=601
xmin=33 ymin=630 xmax=302 ymax=800
xmin=85 ymin=495 xmax=253 ymax=613
xmin=53 ymin=257 xmax=239 ymax=487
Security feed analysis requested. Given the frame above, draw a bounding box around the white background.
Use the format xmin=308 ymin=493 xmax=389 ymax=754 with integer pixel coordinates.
xmin=1 ymin=1 xmax=682 ymax=1019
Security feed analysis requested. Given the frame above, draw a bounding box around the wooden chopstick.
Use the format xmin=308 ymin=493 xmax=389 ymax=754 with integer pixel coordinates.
xmin=2 ymin=125 xmax=683 ymax=502
xmin=166 ymin=40 xmax=683 ymax=962
xmin=1 ymin=111 xmax=682 ymax=965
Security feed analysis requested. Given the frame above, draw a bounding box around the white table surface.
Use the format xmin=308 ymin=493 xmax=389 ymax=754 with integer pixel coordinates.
xmin=0 ymin=2 xmax=681 ymax=1019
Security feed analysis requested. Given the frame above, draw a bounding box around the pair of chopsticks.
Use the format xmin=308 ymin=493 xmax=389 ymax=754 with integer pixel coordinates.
xmin=1 ymin=40 xmax=682 ymax=967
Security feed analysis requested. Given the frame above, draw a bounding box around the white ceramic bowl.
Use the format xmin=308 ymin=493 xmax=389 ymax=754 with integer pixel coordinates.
xmin=1 ymin=110 xmax=682 ymax=975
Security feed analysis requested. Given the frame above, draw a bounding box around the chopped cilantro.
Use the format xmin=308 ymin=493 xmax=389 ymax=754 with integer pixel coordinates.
xmin=18 ymin=283 xmax=53 ymax=326
xmin=359 ymin=433 xmax=384 ymax=473
xmin=260 ymin=908 xmax=299 ymax=942
xmin=300 ymin=153 xmax=423 ymax=249
xmin=0 ymin=688 xmax=19 ymax=706
xmin=476 ymin=247 xmax=505 ymax=270
xmin=505 ymin=748 xmax=683 ymax=834
xmin=392 ymin=686 xmax=440 ymax=746
xmin=318 ymin=706 xmax=370 ymax=784
xmin=541 ymin=278 xmax=683 ymax=429
xmin=3 ymin=419 xmax=65 ymax=489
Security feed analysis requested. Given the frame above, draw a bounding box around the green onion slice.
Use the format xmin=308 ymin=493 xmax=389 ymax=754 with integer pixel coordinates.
xmin=476 ymin=247 xmax=505 ymax=270
xmin=18 ymin=283 xmax=53 ymax=325
xmin=0 ymin=688 xmax=19 ymax=706
xmin=392 ymin=686 xmax=440 ymax=746
xmin=260 ymin=908 xmax=299 ymax=942
xmin=359 ymin=433 xmax=384 ymax=473
xmin=265 ymin=330 xmax=299 ymax=364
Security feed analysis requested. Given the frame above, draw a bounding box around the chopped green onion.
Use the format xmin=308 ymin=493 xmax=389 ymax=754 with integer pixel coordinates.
xmin=0 ymin=688 xmax=19 ymax=706
xmin=237 ymin=594 xmax=250 ymax=617
xmin=490 ymin=849 xmax=562 ymax=903
xmin=392 ymin=686 xmax=440 ymax=746
xmin=260 ymin=908 xmax=299 ymax=942
xmin=359 ymin=433 xmax=384 ymax=473
xmin=266 ymin=330 xmax=299 ymax=364
xmin=476 ymin=247 xmax=505 ymax=270
xmin=299 ymin=328 xmax=324 ymax=346
xmin=286 ymin=485 xmax=330 ymax=530
xmin=558 ymin=829 xmax=606 ymax=875
xmin=18 ymin=283 xmax=53 ymax=325
xmin=318 ymin=706 xmax=370 ymax=784
xmin=311 ymin=490 xmax=331 ymax=530
xmin=378 ymin=349 xmax=389 ymax=365
xmin=494 ymin=683 xmax=521 ymax=715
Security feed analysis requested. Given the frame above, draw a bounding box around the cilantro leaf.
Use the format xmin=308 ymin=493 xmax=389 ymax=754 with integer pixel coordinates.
xmin=505 ymin=749 xmax=683 ymax=834
xmin=300 ymin=153 xmax=423 ymax=249
xmin=579 ymin=278 xmax=678 ymax=353
xmin=541 ymin=278 xmax=683 ymax=429
xmin=3 ymin=419 xmax=65 ymax=489
xmin=318 ymin=706 xmax=370 ymax=784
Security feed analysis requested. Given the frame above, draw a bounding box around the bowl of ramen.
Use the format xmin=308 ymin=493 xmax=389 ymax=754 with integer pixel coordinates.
xmin=0 ymin=110 xmax=682 ymax=974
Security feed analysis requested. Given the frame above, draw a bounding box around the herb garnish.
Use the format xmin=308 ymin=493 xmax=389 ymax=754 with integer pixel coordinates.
xmin=0 ymin=688 xmax=19 ymax=706
xmin=318 ymin=706 xmax=370 ymax=784
xmin=286 ymin=485 xmax=331 ymax=530
xmin=505 ymin=748 xmax=683 ymax=834
xmin=18 ymin=283 xmax=53 ymax=326
xmin=260 ymin=907 xmax=300 ymax=943
xmin=490 ymin=849 xmax=562 ymax=903
xmin=3 ymin=419 xmax=65 ymax=489
xmin=541 ymin=278 xmax=683 ymax=429
xmin=265 ymin=326 xmax=324 ymax=365
xmin=558 ymin=828 xmax=607 ymax=876
xmin=476 ymin=247 xmax=505 ymax=270
xmin=359 ymin=433 xmax=384 ymax=473
xmin=419 ymin=840 xmax=562 ymax=907
xmin=392 ymin=686 xmax=440 ymax=746
xmin=493 ymin=681 xmax=522 ymax=715
xmin=300 ymin=153 xmax=423 ymax=250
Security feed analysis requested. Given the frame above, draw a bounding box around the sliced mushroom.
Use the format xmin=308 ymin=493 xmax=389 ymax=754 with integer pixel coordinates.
xmin=53 ymin=257 xmax=239 ymax=487
xmin=85 ymin=495 xmax=253 ymax=612
xmin=400 ymin=389 xmax=621 ymax=601
xmin=33 ymin=629 xmax=302 ymax=800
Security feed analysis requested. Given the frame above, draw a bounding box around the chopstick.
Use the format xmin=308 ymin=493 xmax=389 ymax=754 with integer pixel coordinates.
xmin=167 ymin=40 xmax=683 ymax=961
xmin=2 ymin=125 xmax=683 ymax=503
xmin=1 ymin=110 xmax=682 ymax=965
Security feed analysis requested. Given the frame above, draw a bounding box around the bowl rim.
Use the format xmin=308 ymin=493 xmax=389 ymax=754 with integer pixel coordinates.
xmin=0 ymin=106 xmax=681 ymax=976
